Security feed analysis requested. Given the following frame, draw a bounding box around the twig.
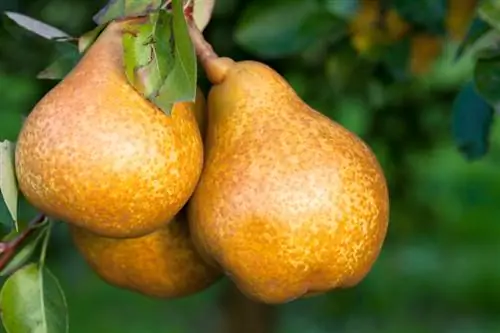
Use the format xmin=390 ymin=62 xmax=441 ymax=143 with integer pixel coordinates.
xmin=186 ymin=19 xmax=218 ymax=66
xmin=0 ymin=213 xmax=47 ymax=270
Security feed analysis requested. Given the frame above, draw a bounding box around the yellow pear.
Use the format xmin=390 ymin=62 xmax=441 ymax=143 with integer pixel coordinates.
xmin=187 ymin=45 xmax=390 ymax=303
xmin=70 ymin=208 xmax=222 ymax=298
xmin=15 ymin=20 xmax=203 ymax=238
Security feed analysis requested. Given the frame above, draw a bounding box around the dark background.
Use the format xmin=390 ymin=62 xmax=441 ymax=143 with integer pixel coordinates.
xmin=1 ymin=0 xmax=500 ymax=332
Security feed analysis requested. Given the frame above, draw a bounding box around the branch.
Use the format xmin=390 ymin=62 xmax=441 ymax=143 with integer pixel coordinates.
xmin=0 ymin=213 xmax=47 ymax=270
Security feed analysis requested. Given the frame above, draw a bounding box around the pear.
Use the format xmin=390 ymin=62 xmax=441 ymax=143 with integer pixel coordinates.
xmin=187 ymin=54 xmax=390 ymax=303
xmin=15 ymin=20 xmax=204 ymax=238
xmin=70 ymin=208 xmax=222 ymax=298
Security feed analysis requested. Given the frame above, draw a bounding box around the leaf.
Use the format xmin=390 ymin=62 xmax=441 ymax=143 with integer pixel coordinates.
xmin=0 ymin=141 xmax=17 ymax=229
xmin=474 ymin=53 xmax=500 ymax=105
xmin=322 ymin=0 xmax=359 ymax=19
xmin=234 ymin=0 xmax=323 ymax=58
xmin=478 ymin=0 xmax=500 ymax=32
xmin=455 ymin=18 xmax=493 ymax=60
xmin=93 ymin=0 xmax=164 ymax=25
xmin=0 ymin=263 xmax=68 ymax=333
xmin=392 ymin=0 xmax=447 ymax=35
xmin=153 ymin=0 xmax=196 ymax=113
xmin=0 ymin=224 xmax=49 ymax=277
xmin=78 ymin=24 xmax=107 ymax=53
xmin=37 ymin=43 xmax=81 ymax=80
xmin=192 ymin=0 xmax=215 ymax=31
xmin=452 ymin=81 xmax=494 ymax=160
xmin=122 ymin=12 xmax=175 ymax=99
xmin=3 ymin=11 xmax=71 ymax=41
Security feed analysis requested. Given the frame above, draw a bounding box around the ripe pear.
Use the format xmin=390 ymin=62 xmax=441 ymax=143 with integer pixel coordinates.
xmin=187 ymin=56 xmax=390 ymax=304
xmin=15 ymin=20 xmax=204 ymax=238
xmin=70 ymin=208 xmax=222 ymax=298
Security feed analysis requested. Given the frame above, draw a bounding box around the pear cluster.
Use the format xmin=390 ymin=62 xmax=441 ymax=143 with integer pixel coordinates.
xmin=14 ymin=20 xmax=389 ymax=304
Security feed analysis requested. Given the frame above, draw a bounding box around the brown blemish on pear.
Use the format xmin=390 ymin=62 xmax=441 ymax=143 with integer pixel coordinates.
xmin=188 ymin=55 xmax=389 ymax=304
xmin=70 ymin=209 xmax=222 ymax=298
xmin=15 ymin=20 xmax=204 ymax=238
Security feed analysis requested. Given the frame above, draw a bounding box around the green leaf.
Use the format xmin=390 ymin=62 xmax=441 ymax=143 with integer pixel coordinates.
xmin=0 ymin=263 xmax=68 ymax=333
xmin=37 ymin=42 xmax=81 ymax=80
xmin=78 ymin=24 xmax=107 ymax=53
xmin=455 ymin=18 xmax=492 ymax=60
xmin=0 ymin=141 xmax=17 ymax=229
xmin=478 ymin=0 xmax=500 ymax=31
xmin=452 ymin=81 xmax=494 ymax=160
xmin=0 ymin=224 xmax=49 ymax=277
xmin=153 ymin=0 xmax=197 ymax=113
xmin=322 ymin=0 xmax=358 ymax=19
xmin=474 ymin=53 xmax=500 ymax=105
xmin=123 ymin=12 xmax=175 ymax=100
xmin=3 ymin=11 xmax=72 ymax=41
xmin=392 ymin=0 xmax=447 ymax=35
xmin=93 ymin=0 xmax=164 ymax=25
xmin=234 ymin=0 xmax=323 ymax=58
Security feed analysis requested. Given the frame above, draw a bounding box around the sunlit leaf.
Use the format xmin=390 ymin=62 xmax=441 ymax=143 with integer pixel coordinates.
xmin=3 ymin=11 xmax=71 ymax=41
xmin=452 ymin=81 xmax=494 ymax=160
xmin=78 ymin=24 xmax=107 ymax=53
xmin=153 ymin=0 xmax=196 ymax=113
xmin=0 ymin=141 xmax=17 ymax=229
xmin=0 ymin=263 xmax=68 ymax=333
xmin=93 ymin=0 xmax=164 ymax=25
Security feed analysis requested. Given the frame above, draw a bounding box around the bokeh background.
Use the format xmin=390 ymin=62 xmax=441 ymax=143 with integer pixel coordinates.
xmin=1 ymin=0 xmax=500 ymax=332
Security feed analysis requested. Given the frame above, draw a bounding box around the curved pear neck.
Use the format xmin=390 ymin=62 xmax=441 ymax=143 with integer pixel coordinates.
xmin=70 ymin=21 xmax=127 ymax=80
xmin=203 ymin=57 xmax=235 ymax=85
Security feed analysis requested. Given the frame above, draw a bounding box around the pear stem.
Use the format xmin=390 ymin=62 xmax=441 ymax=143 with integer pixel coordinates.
xmin=0 ymin=213 xmax=47 ymax=271
xmin=187 ymin=19 xmax=219 ymax=67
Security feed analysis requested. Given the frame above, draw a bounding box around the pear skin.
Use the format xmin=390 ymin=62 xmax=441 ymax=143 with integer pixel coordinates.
xmin=188 ymin=57 xmax=390 ymax=304
xmin=15 ymin=20 xmax=204 ymax=238
xmin=193 ymin=87 xmax=207 ymax=139
xmin=70 ymin=209 xmax=222 ymax=298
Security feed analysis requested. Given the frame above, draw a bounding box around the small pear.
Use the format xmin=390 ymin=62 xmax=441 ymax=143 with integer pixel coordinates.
xmin=187 ymin=56 xmax=390 ymax=304
xmin=15 ymin=20 xmax=204 ymax=238
xmin=70 ymin=209 xmax=221 ymax=298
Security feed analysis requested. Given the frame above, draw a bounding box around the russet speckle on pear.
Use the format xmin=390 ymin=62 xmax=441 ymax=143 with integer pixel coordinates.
xmin=15 ymin=20 xmax=204 ymax=238
xmin=70 ymin=209 xmax=222 ymax=298
xmin=188 ymin=57 xmax=390 ymax=304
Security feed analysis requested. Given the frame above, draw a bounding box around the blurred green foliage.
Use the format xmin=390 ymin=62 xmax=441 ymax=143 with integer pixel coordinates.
xmin=1 ymin=0 xmax=500 ymax=332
